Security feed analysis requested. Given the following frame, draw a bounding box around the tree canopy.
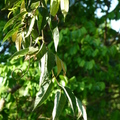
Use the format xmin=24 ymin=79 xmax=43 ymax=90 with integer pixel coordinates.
xmin=0 ymin=0 xmax=120 ymax=120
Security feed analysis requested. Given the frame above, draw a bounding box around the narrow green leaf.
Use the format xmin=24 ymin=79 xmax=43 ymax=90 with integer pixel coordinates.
xmin=53 ymin=27 xmax=59 ymax=52
xmin=34 ymin=81 xmax=53 ymax=110
xmin=9 ymin=47 xmax=38 ymax=62
xmin=3 ymin=11 xmax=27 ymax=31
xmin=3 ymin=25 xmax=20 ymax=42
xmin=61 ymin=86 xmax=76 ymax=115
xmin=25 ymin=16 xmax=36 ymax=38
xmin=50 ymin=0 xmax=60 ymax=16
xmin=76 ymin=97 xmax=87 ymax=120
xmin=60 ymin=0 xmax=69 ymax=19
xmin=52 ymin=90 xmax=66 ymax=120
xmin=30 ymin=1 xmax=40 ymax=9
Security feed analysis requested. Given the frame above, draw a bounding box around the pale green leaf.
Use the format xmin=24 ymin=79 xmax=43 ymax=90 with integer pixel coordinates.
xmin=61 ymin=86 xmax=76 ymax=115
xmin=30 ymin=1 xmax=40 ymax=9
xmin=53 ymin=27 xmax=59 ymax=52
xmin=33 ymin=81 xmax=53 ymax=110
xmin=60 ymin=0 xmax=69 ymax=19
xmin=76 ymin=97 xmax=87 ymax=120
xmin=50 ymin=0 xmax=60 ymax=16
xmin=52 ymin=90 xmax=66 ymax=120
xmin=25 ymin=16 xmax=36 ymax=38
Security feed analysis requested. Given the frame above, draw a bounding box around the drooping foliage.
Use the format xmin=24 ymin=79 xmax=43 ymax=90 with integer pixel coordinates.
xmin=0 ymin=0 xmax=86 ymax=120
xmin=0 ymin=0 xmax=120 ymax=120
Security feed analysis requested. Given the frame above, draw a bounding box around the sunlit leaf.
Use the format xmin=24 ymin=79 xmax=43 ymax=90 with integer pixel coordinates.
xmin=53 ymin=27 xmax=59 ymax=52
xmin=34 ymin=80 xmax=53 ymax=110
xmin=12 ymin=31 xmax=18 ymax=42
xmin=15 ymin=33 xmax=22 ymax=51
xmin=30 ymin=1 xmax=40 ymax=9
xmin=3 ymin=25 xmax=20 ymax=42
xmin=76 ymin=97 xmax=87 ymax=120
xmin=52 ymin=90 xmax=66 ymax=120
xmin=25 ymin=16 xmax=36 ymax=38
xmin=60 ymin=0 xmax=69 ymax=19
xmin=20 ymin=0 xmax=26 ymax=12
xmin=45 ymin=0 xmax=48 ymax=5
xmin=0 ymin=98 xmax=5 ymax=112
xmin=61 ymin=86 xmax=76 ymax=115
xmin=50 ymin=0 xmax=60 ymax=16
xmin=3 ymin=11 xmax=27 ymax=31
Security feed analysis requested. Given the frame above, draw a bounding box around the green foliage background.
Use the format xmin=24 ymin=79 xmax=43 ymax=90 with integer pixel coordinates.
xmin=0 ymin=0 xmax=120 ymax=120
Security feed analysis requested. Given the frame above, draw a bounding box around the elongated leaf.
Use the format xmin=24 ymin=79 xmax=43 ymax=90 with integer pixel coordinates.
xmin=52 ymin=90 xmax=66 ymax=120
xmin=60 ymin=0 xmax=69 ymax=19
xmin=34 ymin=81 xmax=53 ymax=110
xmin=55 ymin=55 xmax=62 ymax=76
xmin=15 ymin=33 xmax=22 ymax=51
xmin=53 ymin=27 xmax=59 ymax=52
xmin=61 ymin=86 xmax=76 ymax=115
xmin=50 ymin=0 xmax=60 ymax=16
xmin=25 ymin=16 xmax=36 ymax=38
xmin=9 ymin=47 xmax=38 ymax=62
xmin=30 ymin=1 xmax=40 ymax=9
xmin=20 ymin=0 xmax=26 ymax=12
xmin=39 ymin=52 xmax=49 ymax=86
xmin=3 ymin=25 xmax=20 ymax=42
xmin=3 ymin=11 xmax=27 ymax=31
xmin=12 ymin=31 xmax=18 ymax=42
xmin=55 ymin=55 xmax=66 ymax=76
xmin=76 ymin=97 xmax=87 ymax=120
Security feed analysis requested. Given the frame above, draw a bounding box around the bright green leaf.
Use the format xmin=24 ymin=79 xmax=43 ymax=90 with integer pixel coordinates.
xmin=50 ymin=0 xmax=60 ymax=16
